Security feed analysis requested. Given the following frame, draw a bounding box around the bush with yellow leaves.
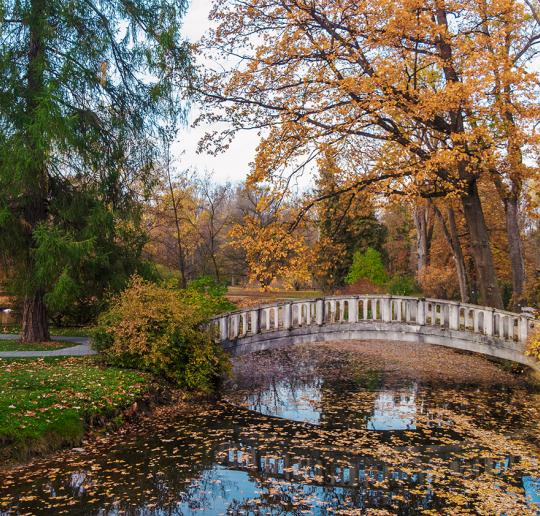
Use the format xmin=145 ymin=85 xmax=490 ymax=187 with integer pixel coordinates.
xmin=526 ymin=324 xmax=540 ymax=362
xmin=94 ymin=276 xmax=230 ymax=391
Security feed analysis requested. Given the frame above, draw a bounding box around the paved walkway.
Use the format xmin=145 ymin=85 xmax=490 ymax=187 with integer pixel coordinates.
xmin=0 ymin=334 xmax=95 ymax=358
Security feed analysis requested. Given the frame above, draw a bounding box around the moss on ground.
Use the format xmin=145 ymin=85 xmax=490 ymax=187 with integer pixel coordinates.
xmin=0 ymin=357 xmax=150 ymax=461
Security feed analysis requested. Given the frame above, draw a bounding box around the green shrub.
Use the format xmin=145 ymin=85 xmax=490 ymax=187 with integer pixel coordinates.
xmin=387 ymin=275 xmax=418 ymax=296
xmin=93 ymin=276 xmax=230 ymax=391
xmin=346 ymin=247 xmax=388 ymax=286
xmin=187 ymin=276 xmax=236 ymax=314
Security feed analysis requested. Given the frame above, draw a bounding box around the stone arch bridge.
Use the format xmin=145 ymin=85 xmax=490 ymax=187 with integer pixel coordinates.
xmin=211 ymin=295 xmax=539 ymax=373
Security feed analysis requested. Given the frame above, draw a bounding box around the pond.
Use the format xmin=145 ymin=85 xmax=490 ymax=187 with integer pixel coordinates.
xmin=1 ymin=341 xmax=539 ymax=515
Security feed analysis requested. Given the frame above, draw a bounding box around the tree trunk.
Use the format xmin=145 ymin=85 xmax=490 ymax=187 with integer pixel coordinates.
xmin=20 ymin=0 xmax=50 ymax=342
xmin=431 ymin=203 xmax=470 ymax=303
xmin=413 ymin=206 xmax=429 ymax=273
xmin=460 ymin=182 xmax=503 ymax=308
xmin=211 ymin=252 xmax=221 ymax=283
xmin=504 ymin=195 xmax=525 ymax=310
xmin=164 ymin=139 xmax=188 ymax=289
xmin=22 ymin=291 xmax=50 ymax=342
xmin=447 ymin=208 xmax=470 ymax=303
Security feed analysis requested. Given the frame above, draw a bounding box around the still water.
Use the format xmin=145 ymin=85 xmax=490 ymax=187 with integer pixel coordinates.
xmin=1 ymin=343 xmax=539 ymax=515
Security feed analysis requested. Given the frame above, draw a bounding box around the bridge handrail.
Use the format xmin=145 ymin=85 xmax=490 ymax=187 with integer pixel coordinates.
xmin=211 ymin=295 xmax=536 ymax=345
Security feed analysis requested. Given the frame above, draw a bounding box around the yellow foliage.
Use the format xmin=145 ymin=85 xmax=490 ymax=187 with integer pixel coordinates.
xmin=230 ymin=217 xmax=313 ymax=291
xmin=526 ymin=325 xmax=540 ymax=362
xmin=417 ymin=265 xmax=461 ymax=301
xmin=94 ymin=276 xmax=230 ymax=390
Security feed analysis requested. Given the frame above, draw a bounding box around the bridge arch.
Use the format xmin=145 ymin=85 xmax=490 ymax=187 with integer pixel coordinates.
xmin=212 ymin=295 xmax=539 ymax=373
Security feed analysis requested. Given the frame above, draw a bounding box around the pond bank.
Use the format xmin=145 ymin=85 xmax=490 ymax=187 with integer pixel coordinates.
xmin=0 ymin=356 xmax=172 ymax=465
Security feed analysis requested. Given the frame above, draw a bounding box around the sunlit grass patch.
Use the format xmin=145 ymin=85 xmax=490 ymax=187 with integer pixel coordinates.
xmin=0 ymin=357 xmax=149 ymax=460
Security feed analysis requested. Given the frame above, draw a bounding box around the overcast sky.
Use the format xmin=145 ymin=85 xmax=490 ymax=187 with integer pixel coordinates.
xmin=173 ymin=0 xmax=259 ymax=184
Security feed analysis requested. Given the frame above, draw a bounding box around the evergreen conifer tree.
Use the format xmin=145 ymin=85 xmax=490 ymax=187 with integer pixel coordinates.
xmin=0 ymin=0 xmax=190 ymax=340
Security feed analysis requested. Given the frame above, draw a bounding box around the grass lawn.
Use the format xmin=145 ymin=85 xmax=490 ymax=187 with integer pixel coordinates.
xmin=0 ymin=326 xmax=93 ymax=337
xmin=0 ymin=357 xmax=150 ymax=460
xmin=0 ymin=340 xmax=72 ymax=352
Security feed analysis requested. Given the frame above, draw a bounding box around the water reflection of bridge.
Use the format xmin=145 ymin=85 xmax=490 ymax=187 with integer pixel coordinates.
xmin=216 ymin=437 xmax=526 ymax=511
xmin=218 ymin=438 xmax=516 ymax=488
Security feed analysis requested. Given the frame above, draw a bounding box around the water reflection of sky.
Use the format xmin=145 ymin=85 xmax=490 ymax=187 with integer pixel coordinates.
xmin=244 ymin=379 xmax=423 ymax=432
xmin=367 ymin=384 xmax=419 ymax=431
xmin=245 ymin=382 xmax=322 ymax=424
xmin=523 ymin=476 xmax=540 ymax=510
xmin=164 ymin=465 xmax=387 ymax=515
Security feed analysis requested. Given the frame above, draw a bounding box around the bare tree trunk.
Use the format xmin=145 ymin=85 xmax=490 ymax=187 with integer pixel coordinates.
xmin=504 ymin=195 xmax=525 ymax=309
xmin=432 ymin=203 xmax=470 ymax=303
xmin=447 ymin=208 xmax=470 ymax=303
xmin=164 ymin=140 xmax=187 ymax=289
xmin=461 ymin=182 xmax=502 ymax=308
xmin=211 ymin=252 xmax=221 ymax=283
xmin=22 ymin=291 xmax=49 ymax=343
xmin=413 ymin=206 xmax=429 ymax=273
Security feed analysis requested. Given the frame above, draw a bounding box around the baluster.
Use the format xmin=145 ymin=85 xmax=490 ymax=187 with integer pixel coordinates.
xmin=304 ymin=303 xmax=311 ymax=325
xmin=502 ymin=315 xmax=507 ymax=338
xmin=363 ymin=298 xmax=369 ymax=320
xmin=219 ymin=316 xmax=228 ymax=341
xmin=262 ymin=308 xmax=269 ymax=330
xmin=519 ymin=315 xmax=530 ymax=343
xmin=404 ymin=300 xmax=411 ymax=322
xmin=416 ymin=299 xmax=426 ymax=325
xmin=449 ymin=303 xmax=459 ymax=330
xmin=484 ymin=310 xmax=493 ymax=336
xmin=281 ymin=302 xmax=290 ymax=330
xmin=231 ymin=314 xmax=240 ymax=339
xmin=382 ymin=297 xmax=391 ymax=322
xmin=240 ymin=312 xmax=247 ymax=336
xmin=348 ymin=298 xmax=358 ymax=323
xmin=505 ymin=316 xmax=512 ymax=340
xmin=250 ymin=309 xmax=260 ymax=335
xmin=329 ymin=300 xmax=336 ymax=323
xmin=473 ymin=310 xmax=480 ymax=333
xmin=316 ymin=299 xmax=324 ymax=325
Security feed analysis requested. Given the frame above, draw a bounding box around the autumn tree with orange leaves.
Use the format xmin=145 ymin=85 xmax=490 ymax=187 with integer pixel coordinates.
xmin=197 ymin=0 xmax=540 ymax=309
xmin=229 ymin=186 xmax=313 ymax=290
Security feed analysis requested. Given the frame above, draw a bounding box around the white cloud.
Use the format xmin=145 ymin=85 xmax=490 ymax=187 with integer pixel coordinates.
xmin=173 ymin=0 xmax=259 ymax=184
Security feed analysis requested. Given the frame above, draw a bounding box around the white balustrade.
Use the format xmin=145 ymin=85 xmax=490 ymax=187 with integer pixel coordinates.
xmin=211 ymin=296 xmax=534 ymax=351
